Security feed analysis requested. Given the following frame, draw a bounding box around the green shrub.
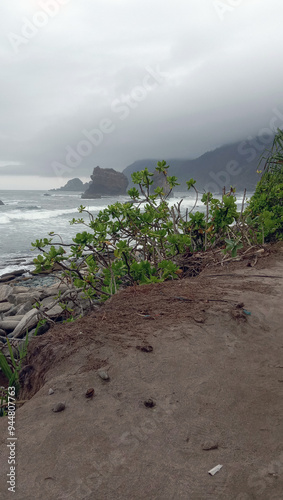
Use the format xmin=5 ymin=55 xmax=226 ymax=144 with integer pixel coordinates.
xmin=31 ymin=161 xmax=247 ymax=303
xmin=245 ymin=129 xmax=283 ymax=242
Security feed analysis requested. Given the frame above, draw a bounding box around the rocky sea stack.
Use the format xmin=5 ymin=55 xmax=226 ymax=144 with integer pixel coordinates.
xmin=50 ymin=178 xmax=89 ymax=192
xmin=82 ymin=166 xmax=129 ymax=199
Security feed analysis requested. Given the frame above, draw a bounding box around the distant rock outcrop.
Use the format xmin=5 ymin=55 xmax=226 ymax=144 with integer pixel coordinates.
xmin=0 ymin=200 xmax=4 ymax=205
xmin=50 ymin=178 xmax=89 ymax=192
xmin=82 ymin=166 xmax=129 ymax=199
xmin=151 ymin=171 xmax=172 ymax=197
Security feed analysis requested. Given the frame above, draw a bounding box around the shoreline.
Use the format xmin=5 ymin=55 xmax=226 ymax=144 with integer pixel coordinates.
xmin=0 ymin=255 xmax=36 ymax=280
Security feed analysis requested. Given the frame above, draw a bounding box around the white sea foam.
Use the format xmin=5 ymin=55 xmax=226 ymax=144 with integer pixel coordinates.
xmin=0 ymin=264 xmax=33 ymax=277
xmin=0 ymin=205 xmax=105 ymax=225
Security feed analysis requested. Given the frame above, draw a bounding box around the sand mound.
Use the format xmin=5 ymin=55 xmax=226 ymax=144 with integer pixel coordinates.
xmin=1 ymin=246 xmax=283 ymax=499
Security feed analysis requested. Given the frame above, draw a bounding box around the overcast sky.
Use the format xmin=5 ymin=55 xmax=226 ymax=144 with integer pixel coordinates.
xmin=0 ymin=0 xmax=283 ymax=189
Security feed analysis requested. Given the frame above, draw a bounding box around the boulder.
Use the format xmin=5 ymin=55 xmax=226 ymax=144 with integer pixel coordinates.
xmin=9 ymin=269 xmax=26 ymax=277
xmin=0 ymin=320 xmax=20 ymax=332
xmin=5 ymin=315 xmax=24 ymax=322
xmin=4 ymin=301 xmax=32 ymax=316
xmin=15 ymin=301 xmax=34 ymax=316
xmin=40 ymin=296 xmax=64 ymax=318
xmin=0 ymin=274 xmax=15 ymax=283
xmin=0 ymin=269 xmax=26 ymax=283
xmin=11 ymin=286 xmax=31 ymax=294
xmin=40 ymin=284 xmax=68 ymax=298
xmin=7 ymin=291 xmax=41 ymax=306
xmin=0 ymin=200 xmax=4 ymax=205
xmin=9 ymin=309 xmax=40 ymax=338
xmin=82 ymin=166 xmax=129 ymax=198
xmin=3 ymin=305 xmax=19 ymax=317
xmin=0 ymin=302 xmax=12 ymax=314
xmin=0 ymin=285 xmax=12 ymax=302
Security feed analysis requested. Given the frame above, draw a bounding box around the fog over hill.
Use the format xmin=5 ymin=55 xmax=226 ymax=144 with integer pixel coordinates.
xmin=1 ymin=2 xmax=283 ymax=189
xmin=123 ymin=134 xmax=274 ymax=193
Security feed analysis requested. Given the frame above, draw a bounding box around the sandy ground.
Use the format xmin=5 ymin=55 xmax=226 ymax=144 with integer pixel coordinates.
xmin=0 ymin=246 xmax=283 ymax=499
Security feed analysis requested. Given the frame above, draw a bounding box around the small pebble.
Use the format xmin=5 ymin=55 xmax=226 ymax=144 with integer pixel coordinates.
xmin=85 ymin=388 xmax=95 ymax=398
xmin=193 ymin=316 xmax=205 ymax=323
xmin=136 ymin=345 xmax=153 ymax=353
xmin=98 ymin=370 xmax=110 ymax=381
xmin=48 ymin=388 xmax=54 ymax=395
xmin=202 ymin=440 xmax=218 ymax=451
xmin=144 ymin=399 xmax=156 ymax=408
xmin=52 ymin=402 xmax=65 ymax=413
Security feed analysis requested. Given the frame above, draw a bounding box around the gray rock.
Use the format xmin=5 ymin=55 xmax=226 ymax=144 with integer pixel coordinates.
xmin=9 ymin=309 xmax=40 ymax=338
xmin=39 ymin=284 xmax=67 ymax=299
xmin=6 ymin=315 xmax=25 ymax=322
xmin=7 ymin=291 xmax=41 ymax=306
xmin=202 ymin=440 xmax=219 ymax=451
xmin=10 ymin=286 xmax=31 ymax=294
xmin=40 ymin=296 xmax=63 ymax=318
xmin=46 ymin=304 xmax=64 ymax=318
xmin=0 ymin=302 xmax=12 ymax=314
xmin=15 ymin=301 xmax=34 ymax=316
xmin=9 ymin=269 xmax=26 ymax=277
xmin=82 ymin=166 xmax=128 ymax=197
xmin=0 ymin=275 xmax=15 ymax=283
xmin=0 ymin=320 xmax=20 ymax=332
xmin=0 ymin=285 xmax=12 ymax=302
xmin=52 ymin=402 xmax=65 ymax=413
xmin=98 ymin=370 xmax=110 ymax=381
xmin=4 ymin=305 xmax=18 ymax=317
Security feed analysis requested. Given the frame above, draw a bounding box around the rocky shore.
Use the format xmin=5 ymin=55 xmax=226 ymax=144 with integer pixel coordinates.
xmin=0 ymin=271 xmax=98 ymax=359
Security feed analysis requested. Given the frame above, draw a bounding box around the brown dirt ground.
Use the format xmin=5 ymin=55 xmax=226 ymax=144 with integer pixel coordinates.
xmin=0 ymin=244 xmax=283 ymax=499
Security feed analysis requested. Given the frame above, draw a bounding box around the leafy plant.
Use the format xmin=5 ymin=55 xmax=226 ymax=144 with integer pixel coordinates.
xmin=31 ymin=161 xmax=192 ymax=302
xmin=246 ymin=129 xmax=283 ymax=242
xmin=0 ymin=325 xmax=38 ymax=416
xmin=222 ymin=238 xmax=243 ymax=258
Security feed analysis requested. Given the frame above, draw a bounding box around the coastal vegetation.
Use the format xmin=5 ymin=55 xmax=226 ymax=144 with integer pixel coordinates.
xmin=31 ymin=131 xmax=283 ymax=306
xmin=31 ymin=161 xmax=241 ymax=302
xmin=245 ymin=129 xmax=283 ymax=242
xmin=30 ymin=131 xmax=283 ymax=303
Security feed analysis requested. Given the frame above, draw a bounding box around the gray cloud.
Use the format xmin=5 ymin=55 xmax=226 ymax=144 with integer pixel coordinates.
xmin=0 ymin=0 xmax=283 ymax=188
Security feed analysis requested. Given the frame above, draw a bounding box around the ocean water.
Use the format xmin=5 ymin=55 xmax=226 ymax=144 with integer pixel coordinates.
xmin=0 ymin=189 xmax=251 ymax=276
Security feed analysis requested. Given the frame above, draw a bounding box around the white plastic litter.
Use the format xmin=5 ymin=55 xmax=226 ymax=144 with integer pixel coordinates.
xmin=208 ymin=464 xmax=223 ymax=476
